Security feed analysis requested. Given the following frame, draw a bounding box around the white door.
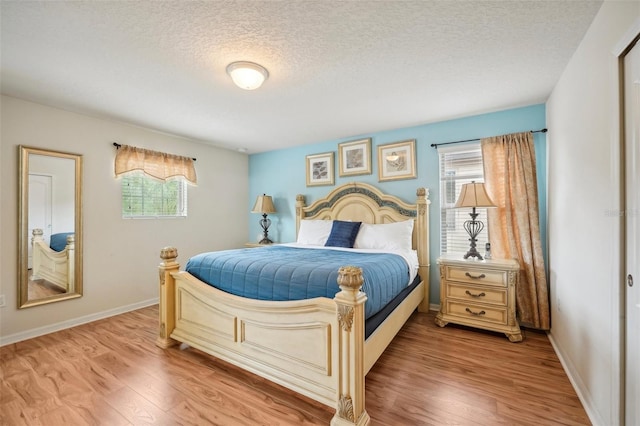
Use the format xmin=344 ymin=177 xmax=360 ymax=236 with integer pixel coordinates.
xmin=624 ymin=36 xmax=640 ymax=426
xmin=28 ymin=174 xmax=52 ymax=268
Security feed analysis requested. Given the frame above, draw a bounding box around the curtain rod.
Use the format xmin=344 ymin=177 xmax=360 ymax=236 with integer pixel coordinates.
xmin=112 ymin=142 xmax=196 ymax=161
xmin=430 ymin=128 xmax=548 ymax=148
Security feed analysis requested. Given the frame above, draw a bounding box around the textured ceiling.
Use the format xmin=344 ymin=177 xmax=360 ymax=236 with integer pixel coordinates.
xmin=1 ymin=1 xmax=602 ymax=153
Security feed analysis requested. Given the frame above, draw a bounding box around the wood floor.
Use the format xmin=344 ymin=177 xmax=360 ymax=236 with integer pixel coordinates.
xmin=0 ymin=306 xmax=590 ymax=425
xmin=28 ymin=270 xmax=66 ymax=299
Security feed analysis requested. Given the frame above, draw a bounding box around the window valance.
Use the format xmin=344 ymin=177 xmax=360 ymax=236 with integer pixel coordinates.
xmin=114 ymin=145 xmax=197 ymax=185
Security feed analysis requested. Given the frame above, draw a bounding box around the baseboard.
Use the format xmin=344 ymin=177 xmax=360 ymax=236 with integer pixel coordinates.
xmin=547 ymin=331 xmax=605 ymax=426
xmin=429 ymin=303 xmax=440 ymax=312
xmin=0 ymin=298 xmax=159 ymax=347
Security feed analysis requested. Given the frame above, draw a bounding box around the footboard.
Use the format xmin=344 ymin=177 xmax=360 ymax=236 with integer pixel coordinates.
xmin=157 ymin=248 xmax=370 ymax=426
xmin=31 ymin=228 xmax=74 ymax=291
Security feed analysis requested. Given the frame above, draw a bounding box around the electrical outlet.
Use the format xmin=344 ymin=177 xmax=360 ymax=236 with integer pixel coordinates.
xmin=0 ymin=295 xmax=5 ymax=308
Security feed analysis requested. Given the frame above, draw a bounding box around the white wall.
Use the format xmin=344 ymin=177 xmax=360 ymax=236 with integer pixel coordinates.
xmin=0 ymin=96 xmax=249 ymax=342
xmin=546 ymin=2 xmax=639 ymax=425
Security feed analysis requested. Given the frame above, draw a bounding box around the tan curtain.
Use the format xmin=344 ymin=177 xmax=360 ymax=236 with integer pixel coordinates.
xmin=481 ymin=132 xmax=549 ymax=330
xmin=114 ymin=145 xmax=197 ymax=185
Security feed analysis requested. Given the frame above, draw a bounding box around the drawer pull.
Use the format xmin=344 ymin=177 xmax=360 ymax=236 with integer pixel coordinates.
xmin=465 ymin=272 xmax=486 ymax=279
xmin=465 ymin=290 xmax=486 ymax=298
xmin=465 ymin=307 xmax=486 ymax=316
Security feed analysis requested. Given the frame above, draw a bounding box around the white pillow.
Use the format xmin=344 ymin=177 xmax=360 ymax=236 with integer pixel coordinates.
xmin=353 ymin=219 xmax=414 ymax=251
xmin=296 ymin=220 xmax=333 ymax=246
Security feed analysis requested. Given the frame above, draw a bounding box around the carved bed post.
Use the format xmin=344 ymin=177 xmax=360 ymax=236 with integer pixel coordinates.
xmin=31 ymin=228 xmax=44 ymax=280
xmin=66 ymin=234 xmax=75 ymax=293
xmin=156 ymin=247 xmax=179 ymax=349
xmin=416 ymin=187 xmax=431 ymax=312
xmin=295 ymin=194 xmax=306 ymax=238
xmin=331 ymin=266 xmax=371 ymax=426
xmin=32 ymin=228 xmax=44 ymax=243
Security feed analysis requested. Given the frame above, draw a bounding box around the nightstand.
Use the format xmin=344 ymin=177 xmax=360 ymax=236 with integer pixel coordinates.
xmin=435 ymin=255 xmax=522 ymax=342
xmin=245 ymin=242 xmax=273 ymax=248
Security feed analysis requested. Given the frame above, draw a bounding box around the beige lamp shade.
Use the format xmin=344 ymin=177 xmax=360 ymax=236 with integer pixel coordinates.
xmin=251 ymin=194 xmax=276 ymax=214
xmin=454 ymin=181 xmax=496 ymax=208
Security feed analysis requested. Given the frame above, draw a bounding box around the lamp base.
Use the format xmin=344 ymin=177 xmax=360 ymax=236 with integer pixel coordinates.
xmin=258 ymin=213 xmax=273 ymax=245
xmin=462 ymin=208 xmax=485 ymax=260
xmin=463 ymin=246 xmax=483 ymax=260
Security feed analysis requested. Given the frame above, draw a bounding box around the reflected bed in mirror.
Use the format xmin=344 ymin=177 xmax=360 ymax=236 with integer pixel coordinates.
xmin=18 ymin=146 xmax=83 ymax=308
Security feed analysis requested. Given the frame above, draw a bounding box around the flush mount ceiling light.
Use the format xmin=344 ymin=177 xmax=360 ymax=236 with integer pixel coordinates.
xmin=226 ymin=61 xmax=269 ymax=90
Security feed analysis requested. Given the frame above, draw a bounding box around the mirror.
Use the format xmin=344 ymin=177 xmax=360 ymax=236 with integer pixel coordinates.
xmin=18 ymin=146 xmax=83 ymax=308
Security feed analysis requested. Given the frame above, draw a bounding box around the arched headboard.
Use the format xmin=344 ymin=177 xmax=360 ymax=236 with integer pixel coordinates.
xmin=295 ymin=182 xmax=431 ymax=309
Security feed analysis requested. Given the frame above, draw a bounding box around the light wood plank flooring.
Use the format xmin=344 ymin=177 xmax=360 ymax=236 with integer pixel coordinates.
xmin=1 ymin=306 xmax=590 ymax=425
xmin=28 ymin=270 xmax=67 ymax=299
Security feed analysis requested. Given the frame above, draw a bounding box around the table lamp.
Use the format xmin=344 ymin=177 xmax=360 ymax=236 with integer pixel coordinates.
xmin=454 ymin=181 xmax=496 ymax=260
xmin=251 ymin=194 xmax=277 ymax=244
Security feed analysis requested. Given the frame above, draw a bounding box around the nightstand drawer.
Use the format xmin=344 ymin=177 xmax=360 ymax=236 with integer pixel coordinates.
xmin=446 ymin=300 xmax=508 ymax=325
xmin=446 ymin=283 xmax=507 ymax=306
xmin=445 ymin=266 xmax=507 ymax=287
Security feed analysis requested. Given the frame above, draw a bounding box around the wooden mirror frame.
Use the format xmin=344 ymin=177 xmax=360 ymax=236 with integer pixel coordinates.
xmin=18 ymin=146 xmax=83 ymax=308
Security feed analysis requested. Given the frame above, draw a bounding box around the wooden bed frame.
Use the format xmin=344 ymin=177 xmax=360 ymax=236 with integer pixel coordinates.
xmin=31 ymin=228 xmax=75 ymax=292
xmin=156 ymin=182 xmax=430 ymax=425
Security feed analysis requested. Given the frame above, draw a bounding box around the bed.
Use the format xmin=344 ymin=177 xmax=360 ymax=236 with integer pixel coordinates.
xmin=156 ymin=182 xmax=430 ymax=425
xmin=31 ymin=228 xmax=75 ymax=292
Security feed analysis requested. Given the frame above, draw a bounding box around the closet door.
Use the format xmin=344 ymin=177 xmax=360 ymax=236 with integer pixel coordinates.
xmin=624 ymin=35 xmax=639 ymax=426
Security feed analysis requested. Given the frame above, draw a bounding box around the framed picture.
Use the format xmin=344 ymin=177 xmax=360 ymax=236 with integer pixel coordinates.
xmin=377 ymin=139 xmax=417 ymax=181
xmin=338 ymin=138 xmax=372 ymax=177
xmin=306 ymin=152 xmax=335 ymax=186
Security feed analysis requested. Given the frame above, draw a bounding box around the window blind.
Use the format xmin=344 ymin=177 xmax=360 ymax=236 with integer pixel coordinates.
xmin=438 ymin=144 xmax=489 ymax=255
xmin=121 ymin=173 xmax=187 ymax=218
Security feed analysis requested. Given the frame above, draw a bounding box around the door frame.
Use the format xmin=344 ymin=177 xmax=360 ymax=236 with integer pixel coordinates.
xmin=617 ymin=24 xmax=640 ymax=426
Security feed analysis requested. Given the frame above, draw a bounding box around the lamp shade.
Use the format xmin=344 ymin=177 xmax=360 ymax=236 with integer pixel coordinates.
xmin=454 ymin=182 xmax=496 ymax=208
xmin=251 ymin=194 xmax=276 ymax=214
xmin=226 ymin=61 xmax=269 ymax=90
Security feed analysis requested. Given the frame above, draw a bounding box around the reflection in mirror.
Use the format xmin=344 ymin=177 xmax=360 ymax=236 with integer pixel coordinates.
xmin=19 ymin=146 xmax=83 ymax=308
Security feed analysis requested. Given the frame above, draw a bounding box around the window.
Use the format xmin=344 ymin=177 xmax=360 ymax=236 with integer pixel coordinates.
xmin=121 ymin=173 xmax=187 ymax=218
xmin=438 ymin=144 xmax=489 ymax=254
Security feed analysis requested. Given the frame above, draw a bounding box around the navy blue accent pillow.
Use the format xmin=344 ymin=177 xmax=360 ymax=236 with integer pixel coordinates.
xmin=325 ymin=220 xmax=362 ymax=248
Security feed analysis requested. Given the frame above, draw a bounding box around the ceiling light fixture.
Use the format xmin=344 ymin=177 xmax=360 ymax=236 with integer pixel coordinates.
xmin=226 ymin=61 xmax=269 ymax=90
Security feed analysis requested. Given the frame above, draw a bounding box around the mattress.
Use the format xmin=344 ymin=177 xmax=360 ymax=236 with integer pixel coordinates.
xmin=185 ymin=245 xmax=414 ymax=319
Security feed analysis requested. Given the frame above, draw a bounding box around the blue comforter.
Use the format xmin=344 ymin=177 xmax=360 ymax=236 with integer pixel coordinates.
xmin=50 ymin=232 xmax=73 ymax=252
xmin=185 ymin=245 xmax=410 ymax=319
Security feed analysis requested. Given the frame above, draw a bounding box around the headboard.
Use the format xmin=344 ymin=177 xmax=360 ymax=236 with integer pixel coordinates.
xmin=295 ymin=182 xmax=431 ymax=309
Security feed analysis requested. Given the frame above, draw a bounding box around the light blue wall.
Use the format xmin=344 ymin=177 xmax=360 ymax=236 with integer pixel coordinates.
xmin=249 ymin=104 xmax=547 ymax=305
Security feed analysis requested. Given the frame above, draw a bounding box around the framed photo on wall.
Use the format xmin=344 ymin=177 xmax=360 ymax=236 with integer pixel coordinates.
xmin=377 ymin=139 xmax=417 ymax=181
xmin=338 ymin=138 xmax=372 ymax=177
xmin=306 ymin=152 xmax=335 ymax=186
